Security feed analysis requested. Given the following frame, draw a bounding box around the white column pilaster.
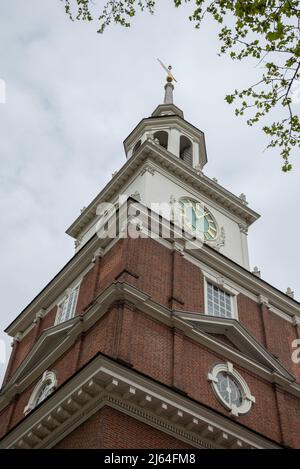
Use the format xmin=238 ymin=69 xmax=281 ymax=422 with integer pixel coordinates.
xmin=168 ymin=128 xmax=180 ymax=157
xmin=239 ymin=224 xmax=250 ymax=269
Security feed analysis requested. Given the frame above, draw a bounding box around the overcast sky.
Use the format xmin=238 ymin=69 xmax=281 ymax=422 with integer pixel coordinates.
xmin=0 ymin=1 xmax=299 ymax=383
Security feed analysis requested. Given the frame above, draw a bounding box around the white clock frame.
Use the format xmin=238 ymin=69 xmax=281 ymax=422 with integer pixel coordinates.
xmin=208 ymin=362 xmax=255 ymax=416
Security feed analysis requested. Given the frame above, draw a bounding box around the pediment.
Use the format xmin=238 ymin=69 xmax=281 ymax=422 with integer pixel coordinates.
xmin=174 ymin=312 xmax=294 ymax=381
xmin=8 ymin=319 xmax=78 ymax=386
xmin=208 ymin=333 xmax=240 ymax=351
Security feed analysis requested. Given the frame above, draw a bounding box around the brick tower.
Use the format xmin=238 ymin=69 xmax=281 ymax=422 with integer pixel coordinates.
xmin=1 ymin=73 xmax=300 ymax=449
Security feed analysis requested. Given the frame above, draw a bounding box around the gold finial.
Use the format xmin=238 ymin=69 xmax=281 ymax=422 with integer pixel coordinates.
xmin=157 ymin=58 xmax=177 ymax=83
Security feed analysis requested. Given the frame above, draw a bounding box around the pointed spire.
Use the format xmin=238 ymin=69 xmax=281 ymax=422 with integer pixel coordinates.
xmin=157 ymin=59 xmax=177 ymax=105
xmin=164 ymin=81 xmax=174 ymax=104
xmin=152 ymin=60 xmax=183 ymax=118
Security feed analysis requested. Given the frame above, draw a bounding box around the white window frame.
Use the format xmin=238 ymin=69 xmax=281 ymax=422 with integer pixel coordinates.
xmin=208 ymin=362 xmax=255 ymax=416
xmin=204 ymin=274 xmax=238 ymax=320
xmin=24 ymin=370 xmax=57 ymax=415
xmin=55 ymin=283 xmax=80 ymax=325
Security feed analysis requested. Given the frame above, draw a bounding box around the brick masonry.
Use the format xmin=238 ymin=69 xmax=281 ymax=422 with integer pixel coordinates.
xmin=1 ymin=237 xmax=300 ymax=447
xmin=54 ymin=406 xmax=193 ymax=449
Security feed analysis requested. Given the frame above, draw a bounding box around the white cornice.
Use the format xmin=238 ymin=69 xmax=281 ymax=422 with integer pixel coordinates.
xmin=140 ymin=160 xmax=250 ymax=227
xmin=182 ymin=252 xmax=294 ymax=324
xmin=151 ymin=104 xmax=184 ymax=119
xmin=173 ymin=312 xmax=294 ymax=381
xmin=66 ymin=141 xmax=259 ymax=239
xmin=191 ymin=242 xmax=300 ymax=318
xmin=0 ymin=355 xmax=281 ymax=449
xmin=128 ymin=200 xmax=300 ymax=320
xmin=2 ymin=282 xmax=299 ymax=413
xmin=4 ymin=235 xmax=106 ymax=338
xmin=123 ymin=115 xmax=205 ymax=149
xmin=6 ymin=196 xmax=300 ymax=344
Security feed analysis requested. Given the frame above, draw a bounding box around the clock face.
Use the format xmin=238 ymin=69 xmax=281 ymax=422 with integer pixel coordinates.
xmin=179 ymin=198 xmax=218 ymax=241
xmin=215 ymin=371 xmax=243 ymax=408
xmin=208 ymin=363 xmax=254 ymax=415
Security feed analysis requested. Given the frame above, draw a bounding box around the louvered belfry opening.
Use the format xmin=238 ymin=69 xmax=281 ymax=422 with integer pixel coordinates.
xmin=154 ymin=131 xmax=168 ymax=150
xmin=180 ymin=135 xmax=193 ymax=166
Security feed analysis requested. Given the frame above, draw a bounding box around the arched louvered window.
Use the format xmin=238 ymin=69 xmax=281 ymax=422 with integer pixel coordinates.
xmin=180 ymin=136 xmax=193 ymax=166
xmin=153 ymin=131 xmax=168 ymax=150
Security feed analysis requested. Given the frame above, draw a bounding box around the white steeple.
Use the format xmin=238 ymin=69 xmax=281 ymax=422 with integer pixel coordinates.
xmin=67 ymin=69 xmax=259 ymax=270
xmin=123 ymin=63 xmax=207 ymax=169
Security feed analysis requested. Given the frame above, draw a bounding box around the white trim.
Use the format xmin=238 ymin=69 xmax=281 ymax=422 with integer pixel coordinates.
xmin=6 ymin=321 xmax=78 ymax=394
xmin=6 ymin=237 xmax=105 ymax=338
xmin=2 ymin=281 xmax=295 ymax=411
xmin=24 ymin=370 xmax=57 ymax=415
xmin=208 ymin=363 xmax=255 ymax=416
xmin=174 ymin=311 xmax=293 ymax=381
xmin=204 ymin=275 xmax=238 ymax=321
xmin=124 ymin=116 xmax=206 ymax=168
xmin=178 ymin=196 xmax=220 ymax=242
xmin=180 ymin=250 xmax=294 ymax=324
xmin=0 ymin=356 xmax=280 ymax=449
xmin=67 ymin=142 xmax=258 ymax=240
xmin=6 ymin=196 xmax=300 ymax=340
xmin=55 ymin=281 xmax=81 ymax=326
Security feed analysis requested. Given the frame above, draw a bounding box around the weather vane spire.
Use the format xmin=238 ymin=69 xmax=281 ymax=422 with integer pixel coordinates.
xmin=157 ymin=58 xmax=177 ymax=83
xmin=157 ymin=58 xmax=177 ymax=105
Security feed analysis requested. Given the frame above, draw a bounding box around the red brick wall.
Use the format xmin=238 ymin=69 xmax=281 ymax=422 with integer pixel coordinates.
xmin=55 ymin=406 xmax=194 ymax=449
xmin=275 ymin=389 xmax=300 ymax=448
xmin=75 ymin=263 xmax=99 ymax=315
xmin=6 ymin=327 xmax=36 ymax=383
xmin=98 ymin=239 xmax=128 ymax=292
xmin=6 ymin=343 xmax=82 ymax=432
xmin=2 ymin=237 xmax=300 ymax=447
xmin=237 ymin=294 xmax=265 ymax=345
xmin=130 ymin=311 xmax=173 ymax=385
xmin=108 ymin=238 xmax=204 ymax=312
xmin=39 ymin=306 xmax=58 ymax=335
xmin=78 ymin=312 xmax=111 ymax=367
xmin=2 ymin=302 xmax=290 ymax=444
xmin=262 ymin=308 xmax=300 ymax=381
xmin=179 ymin=338 xmax=282 ymax=442
xmin=0 ymin=405 xmax=12 ymax=439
